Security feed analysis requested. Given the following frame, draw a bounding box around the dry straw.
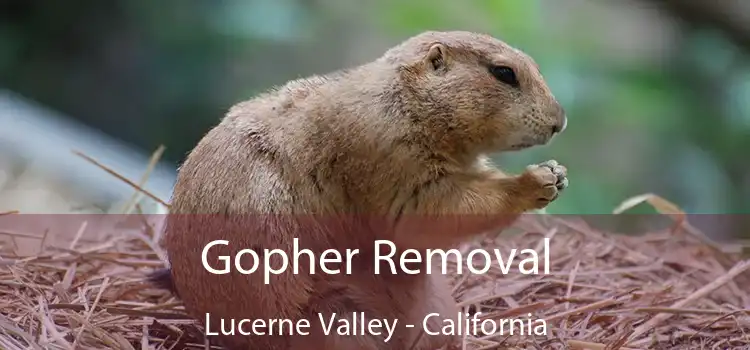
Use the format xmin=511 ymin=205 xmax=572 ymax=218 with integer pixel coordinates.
xmin=0 ymin=149 xmax=748 ymax=349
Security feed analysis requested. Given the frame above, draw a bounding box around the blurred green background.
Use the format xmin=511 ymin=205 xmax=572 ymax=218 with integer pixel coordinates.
xmin=0 ymin=0 xmax=748 ymax=221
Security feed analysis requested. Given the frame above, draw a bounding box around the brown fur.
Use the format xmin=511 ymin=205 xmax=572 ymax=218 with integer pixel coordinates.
xmin=156 ymin=31 xmax=568 ymax=349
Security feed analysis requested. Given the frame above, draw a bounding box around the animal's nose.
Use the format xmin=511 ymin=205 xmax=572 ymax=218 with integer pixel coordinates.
xmin=551 ymin=103 xmax=567 ymax=135
xmin=552 ymin=116 xmax=567 ymax=135
xmin=552 ymin=113 xmax=568 ymax=135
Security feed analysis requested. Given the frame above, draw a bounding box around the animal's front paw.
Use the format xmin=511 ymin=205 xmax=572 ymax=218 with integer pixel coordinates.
xmin=518 ymin=159 xmax=568 ymax=209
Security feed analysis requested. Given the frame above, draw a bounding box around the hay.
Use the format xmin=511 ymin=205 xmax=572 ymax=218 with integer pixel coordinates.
xmin=0 ymin=151 xmax=748 ymax=349
xmin=1 ymin=210 xmax=748 ymax=350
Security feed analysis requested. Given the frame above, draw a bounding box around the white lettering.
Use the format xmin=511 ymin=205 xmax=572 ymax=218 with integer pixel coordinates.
xmin=374 ymin=240 xmax=396 ymax=274
xmin=202 ymin=240 xmax=230 ymax=274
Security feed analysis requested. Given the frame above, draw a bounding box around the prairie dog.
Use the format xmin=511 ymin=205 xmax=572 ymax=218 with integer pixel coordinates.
xmin=154 ymin=31 xmax=568 ymax=350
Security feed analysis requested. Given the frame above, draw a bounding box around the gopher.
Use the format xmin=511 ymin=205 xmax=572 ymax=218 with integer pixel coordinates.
xmin=152 ymin=31 xmax=568 ymax=350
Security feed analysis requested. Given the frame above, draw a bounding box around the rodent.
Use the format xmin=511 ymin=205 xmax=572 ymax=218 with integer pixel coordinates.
xmin=150 ymin=30 xmax=568 ymax=350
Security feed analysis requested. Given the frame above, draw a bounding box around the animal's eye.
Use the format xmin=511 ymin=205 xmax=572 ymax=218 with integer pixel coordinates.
xmin=489 ymin=65 xmax=519 ymax=87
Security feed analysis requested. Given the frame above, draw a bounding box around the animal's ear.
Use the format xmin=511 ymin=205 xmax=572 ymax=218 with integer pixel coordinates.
xmin=424 ymin=43 xmax=448 ymax=71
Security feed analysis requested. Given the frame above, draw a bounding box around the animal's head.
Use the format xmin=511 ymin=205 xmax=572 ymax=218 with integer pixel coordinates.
xmin=382 ymin=31 xmax=567 ymax=154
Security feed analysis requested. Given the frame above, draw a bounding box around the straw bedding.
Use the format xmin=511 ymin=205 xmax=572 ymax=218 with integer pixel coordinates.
xmin=1 ymin=200 xmax=749 ymax=349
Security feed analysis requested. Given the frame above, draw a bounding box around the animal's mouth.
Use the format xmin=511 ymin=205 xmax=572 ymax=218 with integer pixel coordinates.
xmin=508 ymin=143 xmax=534 ymax=150
xmin=508 ymin=135 xmax=551 ymax=151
